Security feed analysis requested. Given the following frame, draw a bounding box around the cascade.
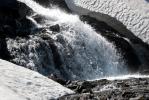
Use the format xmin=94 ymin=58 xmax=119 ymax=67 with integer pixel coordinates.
xmin=8 ymin=0 xmax=127 ymax=80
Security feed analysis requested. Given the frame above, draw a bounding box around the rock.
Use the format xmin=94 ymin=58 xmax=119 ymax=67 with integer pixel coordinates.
xmin=0 ymin=0 xmax=17 ymax=9
xmin=141 ymin=70 xmax=149 ymax=75
xmin=0 ymin=38 xmax=11 ymax=60
xmin=48 ymin=74 xmax=68 ymax=85
xmin=2 ymin=25 xmax=16 ymax=37
xmin=0 ymin=0 xmax=33 ymax=38
xmin=0 ymin=0 xmax=19 ymax=19
xmin=49 ymin=24 xmax=60 ymax=33
xmin=17 ymin=1 xmax=33 ymax=19
xmin=59 ymin=76 xmax=149 ymax=100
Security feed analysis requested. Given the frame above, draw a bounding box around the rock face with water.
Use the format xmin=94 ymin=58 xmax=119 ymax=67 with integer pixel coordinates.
xmin=0 ymin=0 xmax=149 ymax=79
xmin=65 ymin=0 xmax=149 ymax=73
xmin=0 ymin=0 xmax=149 ymax=99
xmin=4 ymin=0 xmax=126 ymax=80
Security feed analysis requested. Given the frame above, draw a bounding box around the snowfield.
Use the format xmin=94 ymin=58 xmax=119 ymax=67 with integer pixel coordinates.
xmin=65 ymin=0 xmax=149 ymax=43
xmin=0 ymin=59 xmax=74 ymax=100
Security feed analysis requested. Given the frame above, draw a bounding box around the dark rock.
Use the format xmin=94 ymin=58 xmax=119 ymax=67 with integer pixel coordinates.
xmin=2 ymin=25 xmax=16 ymax=37
xmin=0 ymin=38 xmax=11 ymax=60
xmin=122 ymin=92 xmax=136 ymax=98
xmin=0 ymin=0 xmax=17 ymax=9
xmin=49 ymin=24 xmax=60 ymax=33
xmin=105 ymin=35 xmax=141 ymax=72
xmin=0 ymin=0 xmax=33 ymax=38
xmin=140 ymin=70 xmax=149 ymax=75
xmin=16 ymin=17 xmax=36 ymax=36
xmin=48 ymin=74 xmax=68 ymax=85
xmin=0 ymin=0 xmax=19 ymax=20
xmin=17 ymin=2 xmax=33 ymax=19
xmin=32 ymin=15 xmax=45 ymax=24
xmin=59 ymin=78 xmax=149 ymax=100
xmin=40 ymin=33 xmax=63 ymax=68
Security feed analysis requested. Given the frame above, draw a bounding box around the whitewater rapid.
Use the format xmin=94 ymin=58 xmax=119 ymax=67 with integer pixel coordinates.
xmin=13 ymin=0 xmax=128 ymax=80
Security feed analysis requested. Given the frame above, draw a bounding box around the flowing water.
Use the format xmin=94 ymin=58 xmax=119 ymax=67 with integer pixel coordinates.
xmin=8 ymin=0 xmax=128 ymax=80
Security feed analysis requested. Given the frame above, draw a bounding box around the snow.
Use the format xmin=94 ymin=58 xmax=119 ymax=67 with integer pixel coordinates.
xmin=0 ymin=59 xmax=74 ymax=100
xmin=65 ymin=0 xmax=149 ymax=43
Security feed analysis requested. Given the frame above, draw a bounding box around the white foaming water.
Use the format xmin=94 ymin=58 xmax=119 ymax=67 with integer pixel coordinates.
xmin=17 ymin=0 xmax=128 ymax=80
xmin=98 ymin=74 xmax=149 ymax=80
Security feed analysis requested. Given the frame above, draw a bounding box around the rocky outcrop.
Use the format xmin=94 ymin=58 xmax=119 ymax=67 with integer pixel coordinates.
xmin=65 ymin=0 xmax=149 ymax=44
xmin=59 ymin=75 xmax=149 ymax=100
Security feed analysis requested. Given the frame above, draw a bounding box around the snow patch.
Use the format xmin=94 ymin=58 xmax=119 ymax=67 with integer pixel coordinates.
xmin=0 ymin=59 xmax=74 ymax=100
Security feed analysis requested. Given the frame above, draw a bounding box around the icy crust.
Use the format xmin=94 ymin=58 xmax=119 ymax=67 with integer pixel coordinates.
xmin=65 ymin=0 xmax=149 ymax=43
xmin=0 ymin=59 xmax=74 ymax=100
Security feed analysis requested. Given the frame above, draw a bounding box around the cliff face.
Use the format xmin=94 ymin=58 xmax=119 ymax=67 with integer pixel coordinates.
xmin=65 ymin=0 xmax=149 ymax=44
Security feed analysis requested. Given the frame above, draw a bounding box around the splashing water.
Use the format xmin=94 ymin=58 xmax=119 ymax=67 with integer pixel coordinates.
xmin=13 ymin=0 xmax=128 ymax=80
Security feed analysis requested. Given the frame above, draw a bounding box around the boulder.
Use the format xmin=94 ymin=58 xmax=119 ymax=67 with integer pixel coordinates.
xmin=49 ymin=24 xmax=60 ymax=32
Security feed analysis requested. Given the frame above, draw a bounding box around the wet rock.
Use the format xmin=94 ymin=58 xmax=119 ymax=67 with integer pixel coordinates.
xmin=49 ymin=24 xmax=60 ymax=33
xmin=32 ymin=14 xmax=45 ymax=24
xmin=141 ymin=70 xmax=149 ymax=75
xmin=0 ymin=38 xmax=11 ymax=60
xmin=59 ymin=77 xmax=149 ymax=100
xmin=48 ymin=74 xmax=68 ymax=85
xmin=17 ymin=2 xmax=33 ymax=19
xmin=106 ymin=35 xmax=141 ymax=72
xmin=0 ymin=0 xmax=34 ymax=38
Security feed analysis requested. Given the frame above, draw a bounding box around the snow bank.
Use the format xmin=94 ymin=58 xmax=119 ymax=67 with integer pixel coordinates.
xmin=65 ymin=0 xmax=149 ymax=43
xmin=0 ymin=59 xmax=74 ymax=100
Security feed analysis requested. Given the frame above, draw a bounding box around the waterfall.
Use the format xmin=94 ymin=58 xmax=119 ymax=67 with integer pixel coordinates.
xmin=10 ymin=0 xmax=127 ymax=80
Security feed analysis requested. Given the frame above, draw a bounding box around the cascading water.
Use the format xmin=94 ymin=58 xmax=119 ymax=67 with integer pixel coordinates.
xmin=8 ymin=0 xmax=128 ymax=80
